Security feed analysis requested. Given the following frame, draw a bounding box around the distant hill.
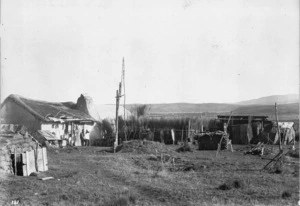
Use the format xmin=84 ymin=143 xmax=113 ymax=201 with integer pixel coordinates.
xmin=126 ymin=103 xmax=238 ymax=114
xmin=237 ymin=94 xmax=298 ymax=105
xmin=232 ymin=103 xmax=299 ymax=119
xmin=126 ymin=94 xmax=299 ymax=122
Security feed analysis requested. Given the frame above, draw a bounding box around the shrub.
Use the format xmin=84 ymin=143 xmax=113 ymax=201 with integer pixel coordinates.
xmin=281 ymin=191 xmax=292 ymax=199
xmin=232 ymin=180 xmax=243 ymax=189
xmin=128 ymin=194 xmax=137 ymax=204
xmin=218 ymin=183 xmax=231 ymax=190
xmin=218 ymin=179 xmax=244 ymax=190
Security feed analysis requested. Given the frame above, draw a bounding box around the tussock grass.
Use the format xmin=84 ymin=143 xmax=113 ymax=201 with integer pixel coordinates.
xmin=281 ymin=191 xmax=292 ymax=199
xmin=218 ymin=179 xmax=244 ymax=190
xmin=1 ymin=145 xmax=298 ymax=206
xmin=105 ymin=196 xmax=129 ymax=206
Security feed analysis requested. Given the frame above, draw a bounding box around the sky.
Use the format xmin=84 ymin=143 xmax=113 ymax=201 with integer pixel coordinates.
xmin=1 ymin=0 xmax=299 ymax=104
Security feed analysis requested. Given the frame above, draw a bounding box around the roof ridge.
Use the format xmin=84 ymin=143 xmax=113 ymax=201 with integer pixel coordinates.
xmin=3 ymin=94 xmax=47 ymax=121
xmin=1 ymin=94 xmax=95 ymax=122
xmin=8 ymin=94 xmax=75 ymax=105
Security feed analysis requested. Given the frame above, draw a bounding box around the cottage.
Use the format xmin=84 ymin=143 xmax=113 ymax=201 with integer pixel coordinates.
xmin=0 ymin=94 xmax=97 ymax=146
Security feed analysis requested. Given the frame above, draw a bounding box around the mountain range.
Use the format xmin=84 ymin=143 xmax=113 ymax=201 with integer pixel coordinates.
xmin=126 ymin=94 xmax=299 ymax=121
xmin=236 ymin=94 xmax=298 ymax=105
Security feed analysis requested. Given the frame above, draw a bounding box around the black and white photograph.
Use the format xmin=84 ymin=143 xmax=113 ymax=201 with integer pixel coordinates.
xmin=0 ymin=0 xmax=299 ymax=205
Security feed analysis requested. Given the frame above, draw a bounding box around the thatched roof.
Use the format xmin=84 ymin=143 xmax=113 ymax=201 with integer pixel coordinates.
xmin=1 ymin=94 xmax=95 ymax=123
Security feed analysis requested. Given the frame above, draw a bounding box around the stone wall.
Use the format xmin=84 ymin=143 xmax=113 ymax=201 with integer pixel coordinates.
xmin=0 ymin=133 xmax=38 ymax=174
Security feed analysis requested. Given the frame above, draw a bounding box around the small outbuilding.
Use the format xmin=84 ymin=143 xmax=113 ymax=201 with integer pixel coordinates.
xmin=0 ymin=124 xmax=48 ymax=176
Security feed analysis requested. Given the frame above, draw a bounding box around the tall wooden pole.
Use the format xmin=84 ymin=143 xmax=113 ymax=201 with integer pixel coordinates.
xmin=114 ymin=84 xmax=121 ymax=152
xmin=122 ymin=58 xmax=127 ymax=141
xmin=275 ymin=103 xmax=282 ymax=151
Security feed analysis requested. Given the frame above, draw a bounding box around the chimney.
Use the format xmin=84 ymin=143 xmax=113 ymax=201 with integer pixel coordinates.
xmin=76 ymin=94 xmax=94 ymax=115
xmin=76 ymin=94 xmax=100 ymax=121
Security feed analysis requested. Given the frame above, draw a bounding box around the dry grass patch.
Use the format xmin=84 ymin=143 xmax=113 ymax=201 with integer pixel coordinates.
xmin=1 ymin=145 xmax=298 ymax=206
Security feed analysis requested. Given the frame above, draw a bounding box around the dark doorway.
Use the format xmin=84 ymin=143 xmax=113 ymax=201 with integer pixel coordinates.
xmin=11 ymin=154 xmax=23 ymax=176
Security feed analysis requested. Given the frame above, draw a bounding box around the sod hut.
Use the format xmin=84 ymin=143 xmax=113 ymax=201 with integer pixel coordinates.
xmin=0 ymin=124 xmax=47 ymax=176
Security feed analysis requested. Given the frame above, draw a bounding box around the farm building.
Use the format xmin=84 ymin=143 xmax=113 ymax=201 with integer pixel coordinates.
xmin=0 ymin=94 xmax=100 ymax=146
xmin=0 ymin=124 xmax=48 ymax=176
xmin=217 ymin=115 xmax=269 ymax=144
xmin=0 ymin=94 xmax=133 ymax=146
xmin=217 ymin=115 xmax=296 ymax=145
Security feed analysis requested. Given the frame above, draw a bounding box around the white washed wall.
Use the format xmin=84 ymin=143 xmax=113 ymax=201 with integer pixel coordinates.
xmin=41 ymin=123 xmax=65 ymax=139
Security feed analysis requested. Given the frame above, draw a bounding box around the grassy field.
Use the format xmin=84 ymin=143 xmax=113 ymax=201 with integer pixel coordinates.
xmin=0 ymin=143 xmax=299 ymax=206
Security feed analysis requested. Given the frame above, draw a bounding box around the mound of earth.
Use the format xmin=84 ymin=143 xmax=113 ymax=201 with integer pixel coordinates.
xmin=117 ymin=140 xmax=170 ymax=154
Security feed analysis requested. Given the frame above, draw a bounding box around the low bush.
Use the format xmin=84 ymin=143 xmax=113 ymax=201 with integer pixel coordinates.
xmin=282 ymin=191 xmax=292 ymax=199
xmin=218 ymin=179 xmax=244 ymax=190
